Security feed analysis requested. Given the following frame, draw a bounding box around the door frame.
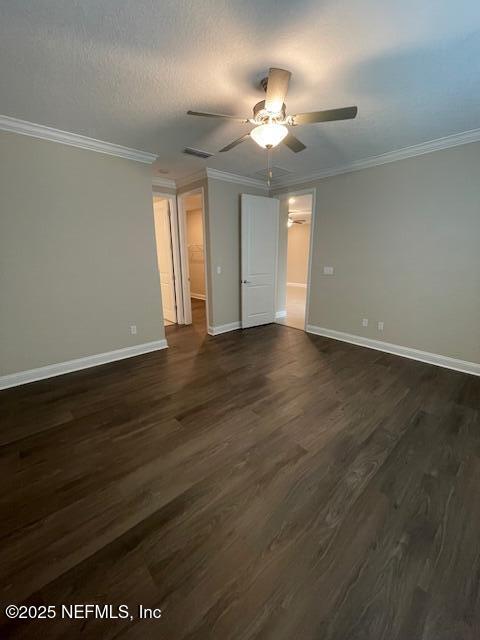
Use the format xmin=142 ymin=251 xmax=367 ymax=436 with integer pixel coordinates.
xmin=277 ymin=187 xmax=317 ymax=331
xmin=152 ymin=191 xmax=184 ymax=325
xmin=177 ymin=187 xmax=210 ymax=329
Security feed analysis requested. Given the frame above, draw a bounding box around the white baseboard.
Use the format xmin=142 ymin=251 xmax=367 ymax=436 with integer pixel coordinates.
xmin=208 ymin=321 xmax=241 ymax=336
xmin=275 ymin=310 xmax=287 ymax=319
xmin=190 ymin=293 xmax=206 ymax=300
xmin=306 ymin=325 xmax=480 ymax=377
xmin=0 ymin=339 xmax=169 ymax=390
xmin=287 ymin=282 xmax=307 ymax=289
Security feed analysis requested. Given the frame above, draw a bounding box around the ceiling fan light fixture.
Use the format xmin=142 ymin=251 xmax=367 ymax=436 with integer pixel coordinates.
xmin=250 ymin=123 xmax=288 ymax=149
xmin=187 ymin=68 xmax=357 ymax=162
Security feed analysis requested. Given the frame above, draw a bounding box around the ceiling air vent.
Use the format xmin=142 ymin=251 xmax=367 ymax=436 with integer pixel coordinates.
xmin=183 ymin=147 xmax=213 ymax=159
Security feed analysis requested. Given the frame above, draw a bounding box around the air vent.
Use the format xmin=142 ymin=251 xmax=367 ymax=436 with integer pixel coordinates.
xmin=183 ymin=147 xmax=213 ymax=159
xmin=252 ymin=166 xmax=292 ymax=180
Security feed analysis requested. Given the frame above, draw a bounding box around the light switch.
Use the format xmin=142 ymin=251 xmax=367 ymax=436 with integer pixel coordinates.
xmin=216 ymin=265 xmax=222 ymax=275
xmin=362 ymin=318 xmax=368 ymax=327
xmin=323 ymin=266 xmax=334 ymax=275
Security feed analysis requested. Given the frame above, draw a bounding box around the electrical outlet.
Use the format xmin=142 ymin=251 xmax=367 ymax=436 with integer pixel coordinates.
xmin=378 ymin=321 xmax=384 ymax=331
xmin=362 ymin=318 xmax=369 ymax=327
xmin=323 ymin=266 xmax=334 ymax=275
xmin=130 ymin=325 xmax=137 ymax=335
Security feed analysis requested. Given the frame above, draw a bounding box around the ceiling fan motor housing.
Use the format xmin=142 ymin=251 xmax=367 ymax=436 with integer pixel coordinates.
xmin=253 ymin=100 xmax=286 ymax=123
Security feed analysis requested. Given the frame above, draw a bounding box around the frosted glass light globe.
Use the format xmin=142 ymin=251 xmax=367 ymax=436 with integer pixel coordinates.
xmin=250 ymin=123 xmax=288 ymax=149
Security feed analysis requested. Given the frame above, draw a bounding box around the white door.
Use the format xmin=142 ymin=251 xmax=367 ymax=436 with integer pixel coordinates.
xmin=241 ymin=194 xmax=279 ymax=328
xmin=153 ymin=199 xmax=177 ymax=323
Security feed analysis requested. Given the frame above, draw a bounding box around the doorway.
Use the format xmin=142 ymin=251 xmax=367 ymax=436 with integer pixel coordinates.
xmin=177 ymin=188 xmax=209 ymax=331
xmin=241 ymin=194 xmax=279 ymax=328
xmin=277 ymin=191 xmax=314 ymax=330
xmin=153 ymin=194 xmax=182 ymax=327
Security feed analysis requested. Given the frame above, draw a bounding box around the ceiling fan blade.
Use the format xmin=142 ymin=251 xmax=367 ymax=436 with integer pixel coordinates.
xmin=291 ymin=106 xmax=358 ymax=125
xmin=219 ymin=133 xmax=250 ymax=153
xmin=265 ymin=68 xmax=291 ymax=113
xmin=187 ymin=110 xmax=249 ymax=123
xmin=283 ymin=132 xmax=306 ymax=153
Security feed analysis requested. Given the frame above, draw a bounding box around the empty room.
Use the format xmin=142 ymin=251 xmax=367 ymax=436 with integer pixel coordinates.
xmin=1 ymin=1 xmax=479 ymax=639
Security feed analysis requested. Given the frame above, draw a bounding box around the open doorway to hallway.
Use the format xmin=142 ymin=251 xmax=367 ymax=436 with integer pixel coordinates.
xmin=277 ymin=191 xmax=314 ymax=330
xmin=176 ymin=188 xmax=209 ymax=332
xmin=181 ymin=190 xmax=208 ymax=331
xmin=153 ymin=188 xmax=209 ymax=333
xmin=185 ymin=194 xmax=206 ymax=300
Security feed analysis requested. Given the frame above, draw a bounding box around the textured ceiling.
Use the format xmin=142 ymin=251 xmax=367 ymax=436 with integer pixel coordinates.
xmin=1 ymin=1 xmax=480 ymax=183
xmin=288 ymin=194 xmax=313 ymax=214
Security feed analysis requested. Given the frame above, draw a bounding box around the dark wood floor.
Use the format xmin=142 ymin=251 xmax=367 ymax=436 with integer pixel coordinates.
xmin=1 ymin=299 xmax=479 ymax=639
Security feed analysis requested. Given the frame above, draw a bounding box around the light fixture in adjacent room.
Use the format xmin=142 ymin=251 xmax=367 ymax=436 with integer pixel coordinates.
xmin=250 ymin=123 xmax=288 ymax=149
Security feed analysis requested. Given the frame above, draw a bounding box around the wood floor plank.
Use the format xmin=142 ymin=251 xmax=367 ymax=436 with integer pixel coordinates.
xmin=1 ymin=299 xmax=479 ymax=639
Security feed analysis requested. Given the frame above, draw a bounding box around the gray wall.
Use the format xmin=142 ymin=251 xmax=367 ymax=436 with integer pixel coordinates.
xmin=0 ymin=130 xmax=164 ymax=376
xmin=275 ymin=142 xmax=480 ymax=364
xmin=206 ymin=178 xmax=266 ymax=327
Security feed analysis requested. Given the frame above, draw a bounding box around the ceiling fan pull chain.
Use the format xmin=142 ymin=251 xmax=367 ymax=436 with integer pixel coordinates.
xmin=266 ymin=147 xmax=272 ymax=187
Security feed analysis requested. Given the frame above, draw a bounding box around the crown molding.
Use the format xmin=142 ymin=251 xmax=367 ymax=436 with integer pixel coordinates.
xmin=152 ymin=176 xmax=176 ymax=189
xmin=175 ymin=170 xmax=206 ymax=189
xmin=205 ymin=168 xmax=268 ymax=190
xmin=289 ymin=209 xmax=312 ymax=215
xmin=175 ymin=168 xmax=268 ymax=191
xmin=0 ymin=114 xmax=157 ymax=164
xmin=272 ymin=127 xmax=480 ymax=189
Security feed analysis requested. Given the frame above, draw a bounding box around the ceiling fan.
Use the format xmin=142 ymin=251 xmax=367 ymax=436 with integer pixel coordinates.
xmin=187 ymin=67 xmax=358 ymax=155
